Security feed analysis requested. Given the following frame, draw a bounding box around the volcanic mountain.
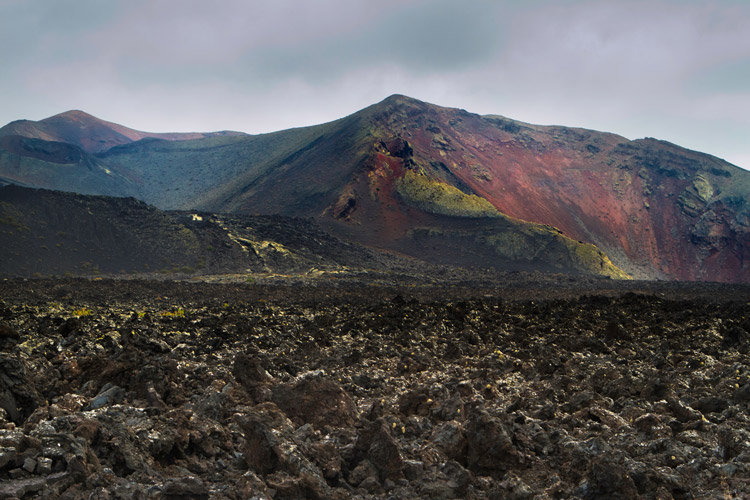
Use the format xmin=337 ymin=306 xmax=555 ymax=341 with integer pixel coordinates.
xmin=1 ymin=95 xmax=748 ymax=281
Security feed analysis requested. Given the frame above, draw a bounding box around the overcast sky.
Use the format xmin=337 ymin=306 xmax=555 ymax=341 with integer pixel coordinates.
xmin=1 ymin=0 xmax=749 ymax=169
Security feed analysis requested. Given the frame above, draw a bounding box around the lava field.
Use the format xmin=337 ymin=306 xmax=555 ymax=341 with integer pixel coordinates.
xmin=1 ymin=278 xmax=750 ymax=499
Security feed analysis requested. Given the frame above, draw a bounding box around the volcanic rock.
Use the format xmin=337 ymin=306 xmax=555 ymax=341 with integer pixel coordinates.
xmin=271 ymin=372 xmax=357 ymax=429
xmin=163 ymin=476 xmax=209 ymax=499
xmin=0 ymin=278 xmax=748 ymax=498
xmin=352 ymin=418 xmax=405 ymax=482
xmin=0 ymin=353 xmax=43 ymax=424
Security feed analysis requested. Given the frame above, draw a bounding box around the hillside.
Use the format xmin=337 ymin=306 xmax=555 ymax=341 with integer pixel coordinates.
xmin=1 ymin=96 xmax=748 ymax=281
xmin=0 ymin=134 xmax=137 ymax=197
xmin=0 ymin=185 xmax=410 ymax=278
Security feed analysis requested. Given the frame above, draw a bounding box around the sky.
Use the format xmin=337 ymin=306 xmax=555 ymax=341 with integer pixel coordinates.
xmin=1 ymin=0 xmax=749 ymax=169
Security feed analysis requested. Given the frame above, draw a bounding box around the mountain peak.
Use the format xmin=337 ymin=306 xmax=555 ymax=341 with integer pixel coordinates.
xmin=46 ymin=109 xmax=98 ymax=121
xmin=381 ymin=93 xmax=414 ymax=103
xmin=376 ymin=94 xmax=429 ymax=108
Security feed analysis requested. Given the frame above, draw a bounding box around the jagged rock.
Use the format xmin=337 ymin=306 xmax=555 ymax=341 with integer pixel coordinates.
xmin=36 ymin=456 xmax=52 ymax=475
xmin=352 ymin=418 xmax=404 ymax=482
xmin=440 ymin=460 xmax=472 ymax=497
xmin=0 ymin=476 xmax=45 ymax=499
xmin=0 ymin=447 xmax=16 ymax=469
xmin=271 ymin=372 xmax=356 ymax=429
xmin=233 ymin=353 xmax=272 ymax=388
xmin=432 ymin=420 xmax=467 ymax=461
xmin=403 ymin=459 xmax=424 ymax=481
xmin=693 ymin=396 xmax=729 ymax=414
xmin=734 ymin=383 xmax=750 ymax=402
xmin=234 ymin=470 xmax=273 ymax=499
xmin=86 ymin=384 xmax=125 ymax=410
xmin=633 ymin=413 xmax=661 ymax=433
xmin=579 ymin=456 xmax=639 ymax=499
xmin=22 ymin=457 xmax=36 ymax=473
xmin=0 ymin=279 xmax=749 ymax=499
xmin=666 ymin=396 xmax=702 ymax=423
xmin=57 ymin=318 xmax=80 ymax=337
xmin=465 ymin=409 xmax=517 ymax=475
xmin=348 ymin=459 xmax=378 ymax=487
xmin=305 ymin=441 xmax=342 ymax=482
xmin=492 ymin=472 xmax=535 ymax=500
xmin=0 ymin=323 xmax=20 ymax=350
xmin=163 ymin=476 xmax=209 ymax=499
xmin=587 ymin=406 xmax=631 ymax=430
xmin=51 ymin=393 xmax=87 ymax=416
xmin=237 ymin=403 xmax=334 ymax=498
xmin=145 ymin=381 xmax=167 ymax=410
xmin=0 ymin=353 xmax=43 ymax=424
xmin=240 ymin=410 xmax=283 ymax=475
xmin=398 ymin=387 xmax=433 ymax=417
xmin=721 ymin=324 xmax=749 ymax=349
xmin=431 ymin=390 xmax=465 ymax=421
xmin=604 ymin=320 xmax=632 ymax=342
xmin=72 ymin=417 xmax=100 ymax=442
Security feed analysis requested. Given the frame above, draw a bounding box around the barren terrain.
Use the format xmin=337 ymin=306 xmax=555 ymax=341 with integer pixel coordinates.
xmin=1 ymin=278 xmax=750 ymax=499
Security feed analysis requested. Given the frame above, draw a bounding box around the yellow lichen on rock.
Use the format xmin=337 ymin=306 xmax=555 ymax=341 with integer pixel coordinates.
xmin=396 ymin=169 xmax=500 ymax=218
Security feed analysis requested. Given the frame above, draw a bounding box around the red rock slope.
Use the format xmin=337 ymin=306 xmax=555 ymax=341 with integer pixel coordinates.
xmin=350 ymin=96 xmax=749 ymax=281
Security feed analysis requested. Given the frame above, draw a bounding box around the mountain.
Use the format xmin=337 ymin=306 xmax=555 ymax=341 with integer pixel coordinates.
xmin=330 ymin=95 xmax=749 ymax=282
xmin=0 ymin=110 xmax=246 ymax=199
xmin=1 ymin=95 xmax=748 ymax=281
xmin=0 ymin=110 xmax=245 ymax=153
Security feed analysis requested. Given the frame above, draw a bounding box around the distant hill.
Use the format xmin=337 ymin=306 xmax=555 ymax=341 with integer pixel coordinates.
xmin=0 ymin=110 xmax=245 ymax=153
xmin=1 ymin=95 xmax=748 ymax=281
xmin=0 ymin=134 xmax=137 ymax=198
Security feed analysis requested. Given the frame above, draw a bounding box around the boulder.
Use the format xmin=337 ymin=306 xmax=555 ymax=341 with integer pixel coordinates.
xmin=271 ymin=372 xmax=356 ymax=429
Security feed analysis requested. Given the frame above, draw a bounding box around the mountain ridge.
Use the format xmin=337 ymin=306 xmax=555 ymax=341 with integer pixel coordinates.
xmin=0 ymin=109 xmax=246 ymax=154
xmin=0 ymin=95 xmax=748 ymax=281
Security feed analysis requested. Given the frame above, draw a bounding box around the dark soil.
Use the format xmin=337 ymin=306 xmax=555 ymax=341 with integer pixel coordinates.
xmin=1 ymin=278 xmax=750 ymax=499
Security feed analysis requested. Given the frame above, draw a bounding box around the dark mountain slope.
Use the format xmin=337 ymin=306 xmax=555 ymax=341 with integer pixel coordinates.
xmin=0 ymin=185 xmax=408 ymax=278
xmin=0 ymin=107 xmax=248 ymax=200
xmin=95 ymin=120 xmax=357 ymax=212
xmin=0 ymin=185 xmax=209 ymax=276
xmin=51 ymin=110 xmax=622 ymax=277
xmin=0 ymin=135 xmax=137 ymax=197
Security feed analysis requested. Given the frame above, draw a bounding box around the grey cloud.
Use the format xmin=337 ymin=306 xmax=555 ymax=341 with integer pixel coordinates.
xmin=0 ymin=0 xmax=749 ymax=169
xmin=100 ymin=0 xmax=505 ymax=88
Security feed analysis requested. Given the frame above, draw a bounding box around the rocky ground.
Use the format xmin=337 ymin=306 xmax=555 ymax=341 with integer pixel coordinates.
xmin=1 ymin=278 xmax=750 ymax=499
